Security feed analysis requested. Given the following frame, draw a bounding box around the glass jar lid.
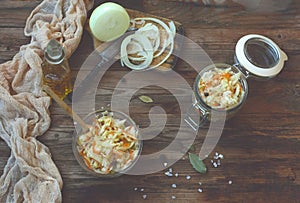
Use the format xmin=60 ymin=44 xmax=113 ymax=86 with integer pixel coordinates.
xmin=235 ymin=34 xmax=288 ymax=77
xmin=44 ymin=39 xmax=66 ymax=64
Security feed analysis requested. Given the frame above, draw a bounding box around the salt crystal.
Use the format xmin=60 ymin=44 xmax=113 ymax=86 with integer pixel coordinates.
xmin=186 ymin=175 xmax=191 ymax=180
xmin=142 ymin=194 xmax=147 ymax=199
xmin=163 ymin=162 xmax=168 ymax=167
xmin=165 ymin=171 xmax=173 ymax=177
xmin=175 ymin=173 xmax=179 ymax=177
xmin=134 ymin=187 xmax=138 ymax=191
xmin=213 ymin=162 xmax=218 ymax=168
xmin=198 ymin=182 xmax=202 ymax=185
xmin=198 ymin=188 xmax=203 ymax=193
xmin=172 ymin=195 xmax=176 ymax=199
xmin=169 ymin=168 xmax=173 ymax=173
xmin=228 ymin=180 xmax=232 ymax=185
xmin=140 ymin=188 xmax=144 ymax=192
xmin=218 ymin=154 xmax=224 ymax=159
xmin=171 ymin=184 xmax=177 ymax=188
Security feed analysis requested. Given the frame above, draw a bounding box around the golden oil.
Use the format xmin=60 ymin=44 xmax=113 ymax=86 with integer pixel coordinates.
xmin=42 ymin=39 xmax=73 ymax=99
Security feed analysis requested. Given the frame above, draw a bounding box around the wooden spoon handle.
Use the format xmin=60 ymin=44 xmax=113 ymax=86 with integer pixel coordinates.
xmin=42 ymin=85 xmax=89 ymax=132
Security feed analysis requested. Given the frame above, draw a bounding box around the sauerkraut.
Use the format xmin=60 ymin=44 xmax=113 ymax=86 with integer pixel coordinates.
xmin=198 ymin=67 xmax=245 ymax=109
xmin=76 ymin=111 xmax=139 ymax=174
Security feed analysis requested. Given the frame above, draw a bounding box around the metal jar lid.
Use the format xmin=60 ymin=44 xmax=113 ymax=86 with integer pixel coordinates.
xmin=235 ymin=34 xmax=288 ymax=78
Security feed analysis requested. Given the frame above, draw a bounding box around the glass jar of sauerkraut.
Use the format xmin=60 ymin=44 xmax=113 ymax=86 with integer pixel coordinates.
xmin=185 ymin=34 xmax=288 ymax=131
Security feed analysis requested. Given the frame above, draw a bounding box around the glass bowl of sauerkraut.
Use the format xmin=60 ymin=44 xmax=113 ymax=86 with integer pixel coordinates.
xmin=72 ymin=110 xmax=142 ymax=177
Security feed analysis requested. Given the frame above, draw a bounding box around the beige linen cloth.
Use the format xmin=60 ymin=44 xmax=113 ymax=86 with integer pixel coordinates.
xmin=0 ymin=0 xmax=93 ymax=202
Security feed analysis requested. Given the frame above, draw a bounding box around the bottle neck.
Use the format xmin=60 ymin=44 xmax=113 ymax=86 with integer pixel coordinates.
xmin=44 ymin=51 xmax=65 ymax=64
xmin=44 ymin=39 xmax=66 ymax=64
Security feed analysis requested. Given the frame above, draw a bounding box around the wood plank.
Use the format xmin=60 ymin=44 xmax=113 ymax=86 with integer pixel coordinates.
xmin=1 ymin=0 xmax=300 ymax=202
xmin=143 ymin=0 xmax=300 ymax=29
xmin=0 ymin=28 xmax=30 ymax=63
xmin=0 ymin=0 xmax=41 ymax=9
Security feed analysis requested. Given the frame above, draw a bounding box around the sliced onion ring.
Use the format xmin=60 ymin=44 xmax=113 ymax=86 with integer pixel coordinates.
xmin=121 ymin=17 xmax=176 ymax=71
xmin=120 ymin=33 xmax=154 ymax=70
xmin=135 ymin=17 xmax=173 ymax=59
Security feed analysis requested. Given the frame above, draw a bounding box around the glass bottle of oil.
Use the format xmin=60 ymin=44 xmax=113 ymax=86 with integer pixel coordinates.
xmin=42 ymin=39 xmax=73 ymax=99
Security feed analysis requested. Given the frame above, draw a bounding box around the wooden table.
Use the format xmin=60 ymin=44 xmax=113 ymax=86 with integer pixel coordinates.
xmin=1 ymin=0 xmax=300 ymax=202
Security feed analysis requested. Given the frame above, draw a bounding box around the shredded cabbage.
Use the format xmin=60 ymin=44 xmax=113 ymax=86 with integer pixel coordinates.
xmin=77 ymin=112 xmax=139 ymax=174
xmin=198 ymin=67 xmax=245 ymax=109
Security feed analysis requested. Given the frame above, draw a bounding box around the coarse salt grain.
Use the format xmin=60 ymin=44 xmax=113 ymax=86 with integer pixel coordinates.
xmin=142 ymin=194 xmax=147 ymax=199
xmin=213 ymin=152 xmax=224 ymax=160
xmin=213 ymin=162 xmax=218 ymax=168
xmin=165 ymin=171 xmax=173 ymax=177
xmin=134 ymin=187 xmax=138 ymax=191
xmin=140 ymin=188 xmax=144 ymax=192
xmin=186 ymin=175 xmax=191 ymax=180
xmin=172 ymin=195 xmax=176 ymax=199
xmin=163 ymin=162 xmax=168 ymax=167
xmin=198 ymin=188 xmax=203 ymax=193
xmin=171 ymin=184 xmax=177 ymax=188
xmin=175 ymin=173 xmax=179 ymax=177
xmin=229 ymin=180 xmax=232 ymax=185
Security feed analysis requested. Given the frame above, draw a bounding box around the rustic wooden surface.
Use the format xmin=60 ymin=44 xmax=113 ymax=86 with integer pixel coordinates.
xmin=1 ymin=0 xmax=300 ymax=202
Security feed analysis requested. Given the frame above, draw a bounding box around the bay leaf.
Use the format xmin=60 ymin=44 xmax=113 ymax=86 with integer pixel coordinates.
xmin=188 ymin=144 xmax=196 ymax=152
xmin=189 ymin=153 xmax=207 ymax=174
xmin=138 ymin=95 xmax=153 ymax=103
